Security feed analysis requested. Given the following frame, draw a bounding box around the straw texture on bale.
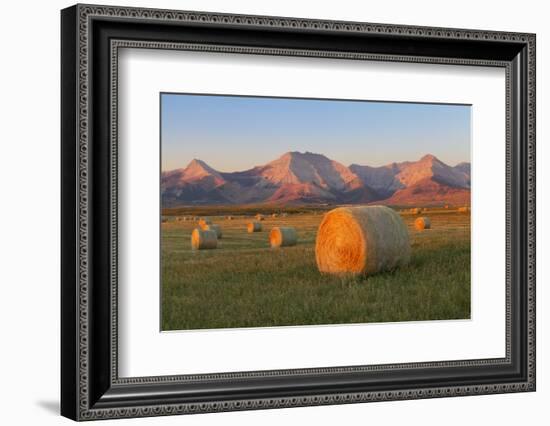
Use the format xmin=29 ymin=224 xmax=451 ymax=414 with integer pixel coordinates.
xmin=191 ymin=228 xmax=217 ymax=250
xmin=204 ymin=224 xmax=222 ymax=239
xmin=315 ymin=206 xmax=410 ymax=276
xmin=269 ymin=227 xmax=297 ymax=248
xmin=414 ymin=217 xmax=431 ymax=230
xmin=247 ymin=222 xmax=262 ymax=233
xmin=198 ymin=217 xmax=212 ymax=227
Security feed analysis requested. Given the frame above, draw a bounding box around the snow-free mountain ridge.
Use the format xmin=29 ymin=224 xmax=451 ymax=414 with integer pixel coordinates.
xmin=161 ymin=151 xmax=470 ymax=207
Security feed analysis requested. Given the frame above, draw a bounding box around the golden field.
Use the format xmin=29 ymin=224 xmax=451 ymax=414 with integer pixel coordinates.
xmin=161 ymin=207 xmax=470 ymax=331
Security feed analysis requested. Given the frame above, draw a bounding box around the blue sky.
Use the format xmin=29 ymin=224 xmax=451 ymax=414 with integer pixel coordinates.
xmin=161 ymin=93 xmax=471 ymax=172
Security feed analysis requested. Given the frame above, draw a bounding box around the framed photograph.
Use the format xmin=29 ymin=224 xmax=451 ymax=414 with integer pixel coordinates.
xmin=61 ymin=4 xmax=536 ymax=421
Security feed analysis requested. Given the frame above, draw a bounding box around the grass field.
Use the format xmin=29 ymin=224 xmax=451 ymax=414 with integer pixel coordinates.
xmin=161 ymin=207 xmax=470 ymax=331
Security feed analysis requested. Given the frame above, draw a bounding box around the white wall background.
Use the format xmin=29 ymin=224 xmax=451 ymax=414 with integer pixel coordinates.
xmin=0 ymin=0 xmax=546 ymax=424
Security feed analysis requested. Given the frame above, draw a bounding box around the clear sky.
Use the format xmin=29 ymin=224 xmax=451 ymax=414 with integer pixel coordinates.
xmin=161 ymin=93 xmax=471 ymax=172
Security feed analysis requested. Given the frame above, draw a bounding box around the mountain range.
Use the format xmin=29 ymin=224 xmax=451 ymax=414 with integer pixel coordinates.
xmin=161 ymin=152 xmax=471 ymax=207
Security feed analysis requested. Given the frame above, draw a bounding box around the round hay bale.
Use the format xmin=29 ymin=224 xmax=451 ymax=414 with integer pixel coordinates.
xmin=191 ymin=228 xmax=217 ymax=250
xmin=255 ymin=214 xmax=264 ymax=221
xmin=198 ymin=217 xmax=212 ymax=227
xmin=204 ymin=224 xmax=222 ymax=239
xmin=226 ymin=216 xmax=233 ymax=220
xmin=271 ymin=213 xmax=278 ymax=218
xmin=315 ymin=205 xmax=410 ymax=276
xmin=269 ymin=227 xmax=297 ymax=248
xmin=458 ymin=206 xmax=469 ymax=213
xmin=414 ymin=217 xmax=431 ymax=230
xmin=411 ymin=208 xmax=421 ymax=214
xmin=247 ymin=222 xmax=262 ymax=233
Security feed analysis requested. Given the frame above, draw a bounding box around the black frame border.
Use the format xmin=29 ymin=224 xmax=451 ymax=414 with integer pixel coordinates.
xmin=61 ymin=4 xmax=536 ymax=421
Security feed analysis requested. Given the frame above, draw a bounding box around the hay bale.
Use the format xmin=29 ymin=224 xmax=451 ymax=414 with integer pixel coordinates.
xmin=161 ymin=218 xmax=168 ymax=223
xmin=255 ymin=214 xmax=264 ymax=221
xmin=271 ymin=213 xmax=278 ymax=218
xmin=191 ymin=228 xmax=217 ymax=250
xmin=204 ymin=224 xmax=222 ymax=239
xmin=198 ymin=217 xmax=212 ymax=227
xmin=247 ymin=222 xmax=262 ymax=233
xmin=414 ymin=217 xmax=431 ymax=230
xmin=226 ymin=216 xmax=233 ymax=220
xmin=411 ymin=208 xmax=421 ymax=214
xmin=315 ymin=205 xmax=410 ymax=276
xmin=458 ymin=206 xmax=469 ymax=212
xmin=269 ymin=227 xmax=297 ymax=248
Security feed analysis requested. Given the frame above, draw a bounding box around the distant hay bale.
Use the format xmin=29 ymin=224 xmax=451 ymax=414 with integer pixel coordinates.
xmin=161 ymin=218 xmax=168 ymax=223
xmin=281 ymin=213 xmax=288 ymax=217
xmin=269 ymin=227 xmax=297 ymax=248
xmin=458 ymin=206 xmax=470 ymax=212
xmin=445 ymin=205 xmax=449 ymax=209
xmin=204 ymin=224 xmax=222 ymax=239
xmin=411 ymin=208 xmax=421 ymax=214
xmin=255 ymin=214 xmax=264 ymax=221
xmin=226 ymin=216 xmax=233 ymax=220
xmin=315 ymin=205 xmax=410 ymax=276
xmin=271 ymin=213 xmax=278 ymax=218
xmin=191 ymin=228 xmax=217 ymax=250
xmin=414 ymin=217 xmax=431 ymax=230
xmin=198 ymin=217 xmax=212 ymax=227
xmin=247 ymin=222 xmax=262 ymax=233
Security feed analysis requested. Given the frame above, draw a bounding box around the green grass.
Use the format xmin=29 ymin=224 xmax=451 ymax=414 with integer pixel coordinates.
xmin=161 ymin=209 xmax=470 ymax=330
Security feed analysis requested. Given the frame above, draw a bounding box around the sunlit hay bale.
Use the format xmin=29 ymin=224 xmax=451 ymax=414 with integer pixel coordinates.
xmin=226 ymin=216 xmax=233 ymax=220
xmin=445 ymin=205 xmax=449 ymax=209
xmin=269 ymin=227 xmax=297 ymax=248
xmin=255 ymin=214 xmax=264 ymax=221
xmin=271 ymin=213 xmax=278 ymax=218
xmin=198 ymin=217 xmax=212 ymax=227
xmin=204 ymin=224 xmax=222 ymax=239
xmin=315 ymin=205 xmax=410 ymax=276
xmin=414 ymin=217 xmax=431 ymax=231
xmin=247 ymin=222 xmax=262 ymax=233
xmin=458 ymin=206 xmax=470 ymax=213
xmin=191 ymin=228 xmax=217 ymax=250
xmin=411 ymin=208 xmax=421 ymax=214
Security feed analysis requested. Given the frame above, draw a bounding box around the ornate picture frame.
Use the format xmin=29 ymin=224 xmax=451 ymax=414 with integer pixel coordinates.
xmin=61 ymin=4 xmax=535 ymax=421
